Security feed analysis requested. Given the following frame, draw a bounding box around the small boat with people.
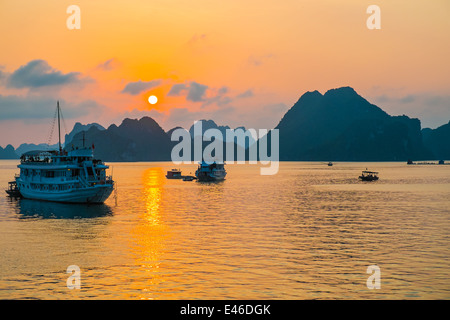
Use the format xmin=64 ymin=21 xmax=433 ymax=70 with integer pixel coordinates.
xmin=5 ymin=181 xmax=21 ymax=197
xmin=359 ymin=170 xmax=379 ymax=181
xmin=195 ymin=161 xmax=227 ymax=182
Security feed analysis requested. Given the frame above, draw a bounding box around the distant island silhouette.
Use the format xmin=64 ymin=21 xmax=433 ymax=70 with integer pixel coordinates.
xmin=1 ymin=86 xmax=449 ymax=161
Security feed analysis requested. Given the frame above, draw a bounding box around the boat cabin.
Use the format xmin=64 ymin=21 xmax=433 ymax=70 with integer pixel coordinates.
xmin=166 ymin=169 xmax=182 ymax=179
xmin=359 ymin=170 xmax=379 ymax=181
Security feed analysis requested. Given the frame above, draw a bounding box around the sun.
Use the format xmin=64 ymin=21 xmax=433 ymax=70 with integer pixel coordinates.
xmin=148 ymin=95 xmax=158 ymax=105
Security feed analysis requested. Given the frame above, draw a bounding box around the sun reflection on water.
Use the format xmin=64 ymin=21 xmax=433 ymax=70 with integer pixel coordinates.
xmin=129 ymin=167 xmax=170 ymax=299
xmin=142 ymin=167 xmax=164 ymax=226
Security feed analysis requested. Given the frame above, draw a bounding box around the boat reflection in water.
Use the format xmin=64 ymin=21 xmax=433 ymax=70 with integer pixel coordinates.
xmin=14 ymin=198 xmax=113 ymax=219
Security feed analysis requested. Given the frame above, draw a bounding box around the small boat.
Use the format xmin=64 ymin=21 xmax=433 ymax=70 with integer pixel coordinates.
xmin=195 ymin=161 xmax=226 ymax=182
xmin=328 ymin=162 xmax=333 ymax=166
xmin=5 ymin=181 xmax=21 ymax=197
xmin=359 ymin=170 xmax=379 ymax=181
xmin=182 ymin=176 xmax=196 ymax=181
xmin=166 ymin=169 xmax=182 ymax=179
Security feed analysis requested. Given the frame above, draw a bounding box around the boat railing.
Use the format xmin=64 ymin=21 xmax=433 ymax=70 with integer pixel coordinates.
xmin=78 ymin=174 xmax=90 ymax=188
xmin=105 ymin=176 xmax=114 ymax=185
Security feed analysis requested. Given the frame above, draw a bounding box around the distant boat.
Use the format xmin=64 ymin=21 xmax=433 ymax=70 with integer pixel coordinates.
xmin=5 ymin=181 xmax=21 ymax=197
xmin=195 ymin=161 xmax=227 ymax=182
xmin=328 ymin=162 xmax=333 ymax=166
xmin=359 ymin=170 xmax=379 ymax=181
xmin=182 ymin=176 xmax=196 ymax=181
xmin=8 ymin=102 xmax=114 ymax=204
xmin=166 ymin=169 xmax=182 ymax=179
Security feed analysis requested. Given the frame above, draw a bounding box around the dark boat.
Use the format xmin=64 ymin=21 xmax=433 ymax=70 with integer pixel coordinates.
xmin=5 ymin=181 xmax=21 ymax=197
xmin=195 ymin=161 xmax=226 ymax=182
xmin=359 ymin=170 xmax=379 ymax=181
xmin=166 ymin=169 xmax=182 ymax=179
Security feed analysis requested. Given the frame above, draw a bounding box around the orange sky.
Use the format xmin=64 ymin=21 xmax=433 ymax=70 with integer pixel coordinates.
xmin=0 ymin=0 xmax=449 ymax=147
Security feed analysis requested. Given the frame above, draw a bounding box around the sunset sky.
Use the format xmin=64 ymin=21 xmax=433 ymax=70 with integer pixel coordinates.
xmin=0 ymin=0 xmax=449 ymax=147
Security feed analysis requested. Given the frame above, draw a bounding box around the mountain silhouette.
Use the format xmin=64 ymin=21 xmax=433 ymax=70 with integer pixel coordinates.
xmin=275 ymin=86 xmax=432 ymax=161
xmin=1 ymin=87 xmax=448 ymax=161
xmin=67 ymin=116 xmax=172 ymax=161
xmin=422 ymin=121 xmax=450 ymax=160
xmin=0 ymin=144 xmax=18 ymax=159
xmin=64 ymin=122 xmax=105 ymax=147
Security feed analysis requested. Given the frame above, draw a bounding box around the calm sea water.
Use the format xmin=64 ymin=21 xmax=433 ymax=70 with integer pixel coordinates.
xmin=0 ymin=160 xmax=449 ymax=299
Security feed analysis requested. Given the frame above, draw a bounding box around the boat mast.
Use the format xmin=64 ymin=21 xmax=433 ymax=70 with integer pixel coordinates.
xmin=57 ymin=101 xmax=62 ymax=153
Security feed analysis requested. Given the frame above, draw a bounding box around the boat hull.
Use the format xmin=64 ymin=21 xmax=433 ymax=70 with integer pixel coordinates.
xmin=359 ymin=176 xmax=379 ymax=181
xmin=5 ymin=189 xmax=21 ymax=197
xmin=19 ymin=185 xmax=114 ymax=204
xmin=195 ymin=172 xmax=226 ymax=182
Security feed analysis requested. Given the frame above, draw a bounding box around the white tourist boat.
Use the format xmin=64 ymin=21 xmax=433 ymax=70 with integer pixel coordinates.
xmin=10 ymin=102 xmax=114 ymax=203
xmin=195 ymin=161 xmax=227 ymax=182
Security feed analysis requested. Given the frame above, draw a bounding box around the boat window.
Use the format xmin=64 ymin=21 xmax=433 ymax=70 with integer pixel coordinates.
xmin=46 ymin=171 xmax=55 ymax=178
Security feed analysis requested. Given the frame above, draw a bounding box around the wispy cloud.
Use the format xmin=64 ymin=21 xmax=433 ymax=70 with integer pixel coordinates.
xmin=121 ymin=79 xmax=161 ymax=95
xmin=247 ymin=54 xmax=275 ymax=67
xmin=236 ymin=89 xmax=254 ymax=99
xmin=186 ymin=33 xmax=207 ymax=46
xmin=7 ymin=60 xmax=83 ymax=89
xmin=187 ymin=82 xmax=208 ymax=102
xmin=0 ymin=94 xmax=106 ymax=121
xmin=167 ymin=83 xmax=188 ymax=96
xmin=167 ymin=81 xmax=209 ymax=102
xmin=96 ymin=58 xmax=119 ymax=71
xmin=167 ymin=81 xmax=256 ymax=109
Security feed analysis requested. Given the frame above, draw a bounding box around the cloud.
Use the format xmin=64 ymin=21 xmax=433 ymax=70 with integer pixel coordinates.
xmin=248 ymin=54 xmax=274 ymax=67
xmin=121 ymin=79 xmax=161 ymax=95
xmin=96 ymin=58 xmax=119 ymax=71
xmin=167 ymin=82 xmax=256 ymax=109
xmin=168 ymin=83 xmax=188 ymax=96
xmin=236 ymin=89 xmax=254 ymax=99
xmin=187 ymin=81 xmax=208 ymax=102
xmin=0 ymin=94 xmax=106 ymax=121
xmin=167 ymin=81 xmax=209 ymax=102
xmin=7 ymin=60 xmax=83 ymax=89
xmin=218 ymin=86 xmax=228 ymax=95
xmin=201 ymin=86 xmax=231 ymax=107
xmin=187 ymin=33 xmax=207 ymax=45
